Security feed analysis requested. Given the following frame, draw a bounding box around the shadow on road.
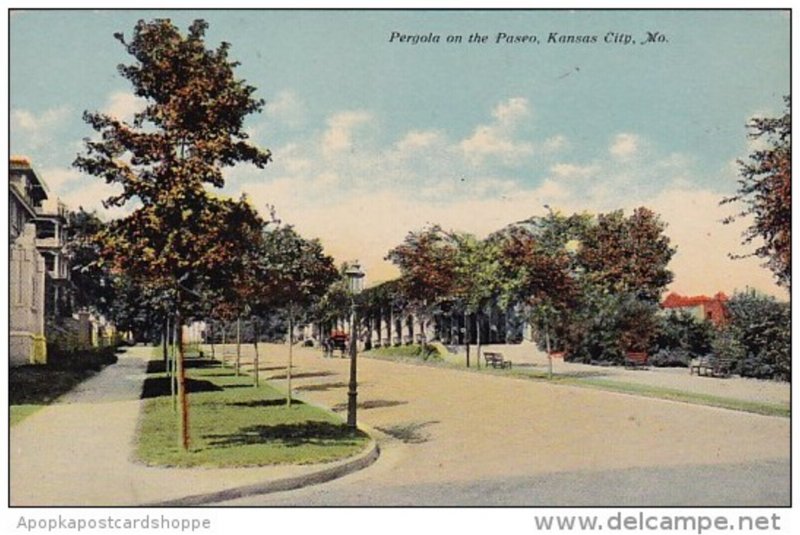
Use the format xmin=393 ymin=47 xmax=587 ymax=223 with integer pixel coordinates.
xmin=267 ymin=371 xmax=337 ymax=380
xmin=295 ymin=381 xmax=349 ymax=392
xmin=331 ymin=399 xmax=408 ymax=412
xmin=228 ymin=398 xmax=305 ymax=408
xmin=376 ymin=420 xmax=439 ymax=444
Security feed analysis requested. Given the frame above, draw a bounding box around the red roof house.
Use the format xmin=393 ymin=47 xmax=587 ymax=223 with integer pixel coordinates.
xmin=661 ymin=292 xmax=729 ymax=326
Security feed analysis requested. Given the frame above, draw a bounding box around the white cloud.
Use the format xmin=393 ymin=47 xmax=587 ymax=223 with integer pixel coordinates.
xmin=103 ymin=91 xmax=145 ymax=122
xmin=395 ymin=129 xmax=446 ymax=153
xmin=460 ymin=97 xmax=534 ymax=166
xmin=59 ymin=180 xmax=131 ymax=220
xmin=11 ymin=106 xmax=71 ymax=132
xmin=491 ymin=96 xmax=530 ymax=125
xmin=609 ymin=132 xmax=640 ymax=159
xmin=264 ymin=90 xmax=305 ymax=127
xmin=10 ymin=106 xmax=72 ymax=155
xmin=222 ymin=101 xmax=783 ymax=298
xmin=38 ymin=166 xmax=83 ymax=194
xmin=549 ymin=162 xmax=599 ymax=180
xmin=322 ymin=110 xmax=373 ymax=157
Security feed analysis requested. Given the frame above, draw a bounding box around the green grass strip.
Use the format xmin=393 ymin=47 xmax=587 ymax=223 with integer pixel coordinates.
xmin=363 ymin=348 xmax=788 ymax=418
xmin=135 ymin=358 xmax=370 ymax=468
xmin=10 ymin=405 xmax=44 ymax=427
xmin=503 ymin=368 xmax=789 ymax=418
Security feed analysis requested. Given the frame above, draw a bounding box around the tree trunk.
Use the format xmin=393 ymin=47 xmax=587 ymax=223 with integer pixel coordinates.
xmin=176 ymin=311 xmax=189 ymax=451
xmin=545 ymin=325 xmax=553 ymax=380
xmin=464 ymin=309 xmax=470 ymax=368
xmin=220 ymin=323 xmax=227 ymax=367
xmin=171 ymin=315 xmax=178 ymax=412
xmin=253 ymin=316 xmax=260 ymax=388
xmin=476 ymin=310 xmax=482 ymax=370
xmin=287 ymin=311 xmax=294 ymax=406
xmin=209 ymin=320 xmax=215 ymax=359
xmin=236 ymin=316 xmax=242 ymax=376
xmin=388 ymin=308 xmax=393 ymax=345
xmin=162 ymin=315 xmax=169 ymax=363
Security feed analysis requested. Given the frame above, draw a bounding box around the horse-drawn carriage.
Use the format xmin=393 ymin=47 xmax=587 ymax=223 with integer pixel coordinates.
xmin=323 ymin=330 xmax=348 ymax=357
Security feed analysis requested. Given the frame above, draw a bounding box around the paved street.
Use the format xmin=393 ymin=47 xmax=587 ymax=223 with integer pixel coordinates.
xmin=224 ymin=343 xmax=790 ymax=506
xmin=10 ymin=343 xmax=790 ymax=506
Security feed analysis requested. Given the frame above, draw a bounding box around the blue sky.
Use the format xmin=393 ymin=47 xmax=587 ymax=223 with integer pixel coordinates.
xmin=9 ymin=9 xmax=790 ymax=297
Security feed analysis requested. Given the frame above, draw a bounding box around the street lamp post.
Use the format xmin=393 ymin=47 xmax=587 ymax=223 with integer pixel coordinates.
xmin=345 ymin=262 xmax=365 ymax=431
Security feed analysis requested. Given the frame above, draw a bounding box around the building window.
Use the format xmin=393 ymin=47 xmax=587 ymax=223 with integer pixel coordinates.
xmin=37 ymin=221 xmax=56 ymax=239
xmin=44 ymin=253 xmax=55 ymax=273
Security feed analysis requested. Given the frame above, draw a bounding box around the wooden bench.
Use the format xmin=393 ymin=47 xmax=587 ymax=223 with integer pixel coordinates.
xmin=483 ymin=351 xmax=512 ymax=369
xmin=690 ymin=355 xmax=733 ymax=378
xmin=624 ymin=352 xmax=649 ymax=368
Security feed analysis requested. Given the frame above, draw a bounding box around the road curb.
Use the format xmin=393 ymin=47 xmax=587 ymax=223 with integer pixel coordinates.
xmin=143 ymin=437 xmax=380 ymax=506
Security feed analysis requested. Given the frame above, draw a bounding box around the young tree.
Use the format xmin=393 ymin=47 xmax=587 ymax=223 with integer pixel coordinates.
xmin=490 ymin=220 xmax=580 ymax=377
xmin=722 ymin=97 xmax=791 ymax=290
xmin=255 ymin=224 xmax=338 ymax=404
xmin=74 ymin=19 xmax=271 ymax=450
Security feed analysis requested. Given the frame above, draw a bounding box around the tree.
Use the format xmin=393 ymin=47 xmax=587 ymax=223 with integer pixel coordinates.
xmin=254 ymin=224 xmax=338 ymax=404
xmin=722 ymin=97 xmax=791 ymax=290
xmin=577 ymin=207 xmax=675 ymax=302
xmin=723 ymin=290 xmax=790 ymax=380
xmin=490 ymin=217 xmax=581 ymax=376
xmin=387 ymin=225 xmax=460 ymax=347
xmin=74 ymin=19 xmax=271 ymax=450
xmin=449 ymin=232 xmax=504 ymax=368
xmin=557 ymin=208 xmax=674 ymax=363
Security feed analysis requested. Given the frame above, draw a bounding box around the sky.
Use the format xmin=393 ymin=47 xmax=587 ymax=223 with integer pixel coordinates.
xmin=8 ymin=9 xmax=790 ymax=298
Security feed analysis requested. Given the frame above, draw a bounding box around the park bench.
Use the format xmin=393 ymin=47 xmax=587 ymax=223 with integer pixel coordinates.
xmin=624 ymin=352 xmax=649 ymax=369
xmin=690 ymin=355 xmax=733 ymax=378
xmin=483 ymin=351 xmax=512 ymax=369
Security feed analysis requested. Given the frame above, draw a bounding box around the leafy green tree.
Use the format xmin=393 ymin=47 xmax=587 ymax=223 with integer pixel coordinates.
xmin=387 ymin=225 xmax=460 ymax=347
xmin=489 ymin=218 xmax=580 ymax=376
xmin=74 ymin=19 xmax=271 ymax=450
xmin=253 ymin=224 xmax=339 ymax=403
xmin=723 ymin=290 xmax=790 ymax=380
xmin=722 ymin=97 xmax=791 ymax=290
xmin=577 ymin=207 xmax=675 ymax=302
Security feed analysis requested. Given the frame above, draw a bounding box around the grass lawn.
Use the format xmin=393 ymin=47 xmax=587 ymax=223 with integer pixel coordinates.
xmin=502 ymin=368 xmax=790 ymax=418
xmin=135 ymin=358 xmax=370 ymax=468
xmin=365 ymin=344 xmax=443 ymax=362
xmin=9 ymin=361 xmax=112 ymax=427
xmin=363 ymin=346 xmax=789 ymax=418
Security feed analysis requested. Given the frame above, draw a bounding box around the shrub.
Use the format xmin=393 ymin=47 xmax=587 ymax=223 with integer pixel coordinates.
xmin=564 ymin=291 xmax=660 ymax=365
xmin=649 ymin=347 xmax=693 ymax=367
xmin=650 ymin=310 xmax=715 ymax=366
xmin=723 ymin=291 xmax=790 ymax=381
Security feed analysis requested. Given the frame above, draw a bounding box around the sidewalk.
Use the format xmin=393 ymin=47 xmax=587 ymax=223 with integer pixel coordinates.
xmin=442 ymin=342 xmax=789 ymax=407
xmin=10 ymin=346 xmax=376 ymax=506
